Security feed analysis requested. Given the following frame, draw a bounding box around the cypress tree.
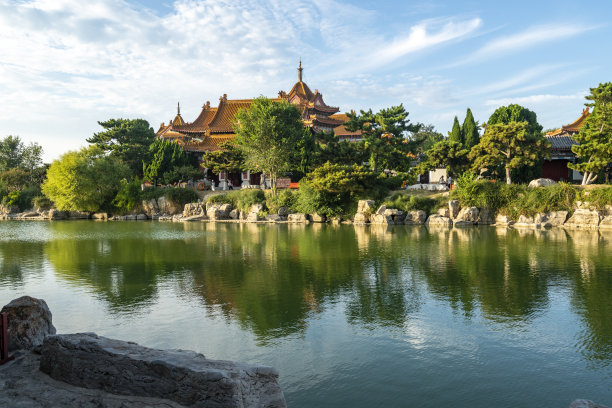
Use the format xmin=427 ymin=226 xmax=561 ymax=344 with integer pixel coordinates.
xmin=449 ymin=116 xmax=463 ymax=145
xmin=462 ymin=108 xmax=480 ymax=148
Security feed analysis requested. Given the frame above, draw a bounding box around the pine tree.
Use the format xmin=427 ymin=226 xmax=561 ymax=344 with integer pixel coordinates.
xmin=448 ymin=116 xmax=463 ymax=145
xmin=462 ymin=108 xmax=480 ymax=149
xmin=568 ymin=82 xmax=612 ymax=185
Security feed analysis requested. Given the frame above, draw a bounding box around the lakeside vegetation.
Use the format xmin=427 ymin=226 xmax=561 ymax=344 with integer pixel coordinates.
xmin=1 ymin=83 xmax=610 ymax=219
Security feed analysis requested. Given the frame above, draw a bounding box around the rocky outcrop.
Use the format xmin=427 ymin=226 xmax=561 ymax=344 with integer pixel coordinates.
xmin=539 ymin=211 xmax=569 ymax=227
xmin=404 ymin=210 xmax=427 ymax=225
xmin=598 ymin=215 xmax=612 ymax=229
xmin=514 ymin=215 xmax=536 ymax=228
xmin=426 ymin=214 xmax=452 ymax=227
xmin=1 ymin=296 xmax=56 ymax=352
xmin=370 ymin=213 xmax=393 ymax=225
xmin=277 ymin=206 xmax=289 ymax=217
xmin=288 ymin=213 xmax=309 ymax=223
xmin=454 ymin=206 xmax=479 ymax=226
xmin=448 ymin=200 xmax=461 ymax=219
xmin=39 ymin=333 xmax=286 ymax=408
xmin=477 ymin=207 xmax=495 ymax=224
xmin=383 ymin=208 xmax=405 ymax=224
xmin=357 ymin=200 xmax=375 ymax=214
xmin=353 ymin=212 xmax=369 ymax=225
xmin=528 ymin=178 xmax=557 ymax=188
xmin=91 ymin=213 xmax=108 ymax=220
xmin=310 ymin=213 xmax=326 ymax=223
xmin=437 ymin=207 xmax=450 ymax=218
xmin=564 ymin=209 xmax=602 ymax=228
xmin=142 ymin=196 xmax=182 ymax=217
xmin=495 ymin=214 xmax=514 ymax=226
xmin=183 ymin=202 xmax=206 ymax=218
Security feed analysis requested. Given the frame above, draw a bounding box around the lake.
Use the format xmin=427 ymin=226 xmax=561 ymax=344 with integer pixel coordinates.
xmin=0 ymin=221 xmax=610 ymax=407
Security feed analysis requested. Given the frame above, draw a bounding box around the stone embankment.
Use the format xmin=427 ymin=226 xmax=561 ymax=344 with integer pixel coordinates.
xmin=0 ymin=296 xmax=286 ymax=408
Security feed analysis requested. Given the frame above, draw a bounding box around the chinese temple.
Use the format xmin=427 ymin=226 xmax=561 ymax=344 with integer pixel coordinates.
xmin=542 ymin=108 xmax=589 ymax=181
xmin=156 ymin=61 xmax=357 ymax=153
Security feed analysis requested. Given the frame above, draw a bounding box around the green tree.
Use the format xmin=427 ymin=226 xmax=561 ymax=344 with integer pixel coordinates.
xmin=233 ymin=97 xmax=307 ymax=192
xmin=462 ymin=108 xmax=480 ymax=148
xmin=417 ymin=140 xmax=470 ymax=178
xmin=0 ymin=135 xmax=43 ymax=174
xmin=87 ymin=119 xmax=156 ymax=177
xmin=201 ymin=141 xmax=245 ymax=175
xmin=142 ymin=139 xmax=191 ymax=184
xmin=412 ymin=124 xmax=444 ymax=153
xmin=568 ymin=83 xmax=612 ymax=185
xmin=470 ymin=122 xmax=549 ymax=184
xmin=345 ymin=105 xmax=421 ymax=172
xmin=42 ymin=146 xmax=130 ymax=212
xmin=448 ymin=116 xmax=463 ymax=145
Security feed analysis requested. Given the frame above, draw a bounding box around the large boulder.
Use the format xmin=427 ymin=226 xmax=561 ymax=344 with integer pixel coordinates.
xmin=477 ymin=208 xmax=495 ymax=224
xmin=455 ymin=206 xmax=479 ymax=224
xmin=375 ymin=205 xmax=387 ymax=215
xmin=599 ymin=215 xmax=612 ymax=229
xmin=183 ymin=202 xmax=206 ymax=218
xmin=356 ymin=200 xmax=375 ymax=214
xmin=370 ymin=214 xmax=393 ymax=225
xmin=0 ymin=296 xmax=56 ymax=351
xmin=310 ymin=214 xmax=326 ymax=223
xmin=39 ymin=333 xmax=286 ymax=408
xmin=495 ymin=214 xmax=514 ymax=226
xmin=426 ymin=215 xmax=452 ymax=227
xmin=384 ymin=208 xmax=405 ymax=224
xmin=48 ymin=209 xmax=67 ymax=220
xmin=404 ymin=210 xmax=427 ymax=225
xmin=565 ymin=209 xmax=602 ymax=228
xmin=288 ymin=213 xmax=309 ymax=223
xmin=353 ymin=212 xmax=369 ymax=225
xmin=249 ymin=203 xmax=264 ymax=214
xmin=536 ymin=211 xmax=569 ymax=227
xmin=528 ymin=178 xmax=557 ymax=188
xmin=246 ymin=212 xmax=262 ymax=222
xmin=156 ymin=196 xmax=181 ymax=215
xmin=277 ymin=206 xmax=290 ymax=217
xmin=437 ymin=207 xmax=450 ymax=218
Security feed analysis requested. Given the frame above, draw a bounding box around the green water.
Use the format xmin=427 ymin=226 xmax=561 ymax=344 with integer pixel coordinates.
xmin=0 ymin=221 xmax=610 ymax=407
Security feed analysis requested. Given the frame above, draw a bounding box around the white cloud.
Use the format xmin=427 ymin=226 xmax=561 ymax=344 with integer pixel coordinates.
xmin=485 ymin=93 xmax=584 ymax=107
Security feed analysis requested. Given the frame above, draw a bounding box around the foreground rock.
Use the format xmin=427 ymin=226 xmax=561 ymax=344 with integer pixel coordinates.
xmin=0 ymin=296 xmax=56 ymax=352
xmin=40 ymin=333 xmax=286 ymax=408
xmin=528 ymin=178 xmax=557 ymax=188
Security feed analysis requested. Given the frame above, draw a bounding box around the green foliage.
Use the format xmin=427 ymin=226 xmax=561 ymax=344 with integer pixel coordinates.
xmin=470 ymin=121 xmax=550 ymax=184
xmin=2 ymin=186 xmax=40 ymax=211
xmin=486 ymin=104 xmax=543 ymax=136
xmin=314 ymin=137 xmax=368 ymax=167
xmin=87 ymin=119 xmax=156 ymax=177
xmin=32 ymin=196 xmax=52 ymax=211
xmin=161 ymin=165 xmax=202 ymax=185
xmin=462 ymin=108 xmax=480 ymax=148
xmin=164 ymin=188 xmax=198 ymax=207
xmin=0 ymin=168 xmax=31 ymax=191
xmin=206 ymin=189 xmax=267 ymax=212
xmin=234 ymin=97 xmax=308 ymax=191
xmin=448 ymin=116 xmax=463 ymax=144
xmin=206 ymin=194 xmax=233 ymax=205
xmin=383 ymin=193 xmax=445 ymax=215
xmin=42 ymin=146 xmax=131 ymax=212
xmin=143 ymin=139 xmax=191 ymax=183
xmin=294 ymin=162 xmax=384 ymax=217
xmin=266 ymin=189 xmax=297 ymax=214
xmin=140 ymin=187 xmax=165 ymax=201
xmin=113 ymin=179 xmax=143 ymax=213
xmin=345 ymin=105 xmax=421 ymax=172
xmin=0 ymin=135 xmax=43 ymax=173
xmin=411 ymin=124 xmax=444 ymax=153
xmin=582 ymin=187 xmax=612 ymax=210
xmin=201 ymin=141 xmax=245 ymax=174
xmin=568 ymin=83 xmax=612 ymax=185
xmin=417 ymin=140 xmax=470 ymax=178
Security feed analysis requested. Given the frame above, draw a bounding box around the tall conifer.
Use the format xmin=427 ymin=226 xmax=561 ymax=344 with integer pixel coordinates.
xmin=449 ymin=116 xmax=463 ymax=145
xmin=462 ymin=108 xmax=480 ymax=148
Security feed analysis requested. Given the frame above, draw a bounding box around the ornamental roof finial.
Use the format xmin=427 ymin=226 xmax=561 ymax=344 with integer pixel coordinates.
xmin=298 ymin=58 xmax=303 ymax=82
xmin=177 ymin=101 xmax=180 ymax=115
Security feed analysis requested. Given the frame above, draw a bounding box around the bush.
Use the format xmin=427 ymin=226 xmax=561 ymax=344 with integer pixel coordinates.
xmin=33 ymin=196 xmax=53 ymax=211
xmin=165 ymin=188 xmax=198 ymax=206
xmin=582 ymin=186 xmax=612 ymax=210
xmin=2 ymin=186 xmax=40 ymax=211
xmin=383 ymin=193 xmax=445 ymax=215
xmin=266 ymin=189 xmax=297 ymax=214
xmin=233 ymin=189 xmax=266 ymax=212
xmin=113 ymin=179 xmax=143 ymax=214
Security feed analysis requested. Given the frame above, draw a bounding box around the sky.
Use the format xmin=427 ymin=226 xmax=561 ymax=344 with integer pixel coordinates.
xmin=1 ymin=0 xmax=611 ymax=162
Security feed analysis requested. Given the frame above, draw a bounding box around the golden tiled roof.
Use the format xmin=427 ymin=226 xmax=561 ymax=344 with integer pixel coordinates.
xmin=329 ymin=113 xmax=362 ymax=137
xmin=547 ymin=108 xmax=590 ymax=136
xmin=183 ymin=134 xmax=234 ymax=152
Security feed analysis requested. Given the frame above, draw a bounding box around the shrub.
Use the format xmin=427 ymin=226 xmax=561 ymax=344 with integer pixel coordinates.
xmin=582 ymin=186 xmax=612 ymax=210
xmin=383 ymin=193 xmax=445 ymax=215
xmin=233 ymin=189 xmax=266 ymax=212
xmin=113 ymin=179 xmax=143 ymax=214
xmin=33 ymin=196 xmax=53 ymax=211
xmin=2 ymin=186 xmax=40 ymax=211
xmin=266 ymin=189 xmax=296 ymax=214
xmin=165 ymin=188 xmax=198 ymax=206
xmin=140 ymin=187 xmax=165 ymax=201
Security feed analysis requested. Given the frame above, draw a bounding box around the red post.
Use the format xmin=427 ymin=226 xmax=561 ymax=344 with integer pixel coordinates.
xmin=0 ymin=312 xmax=14 ymax=365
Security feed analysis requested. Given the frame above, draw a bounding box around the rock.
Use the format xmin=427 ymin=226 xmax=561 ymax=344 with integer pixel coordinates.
xmin=454 ymin=207 xmax=479 ymax=224
xmin=68 ymin=211 xmax=90 ymax=219
xmin=39 ymin=333 xmax=286 ymax=408
xmin=265 ymin=214 xmax=283 ymax=222
xmin=156 ymin=196 xmax=181 ymax=215
xmin=249 ymin=203 xmax=264 ymax=214
xmin=219 ymin=203 xmax=233 ymax=217
xmin=454 ymin=220 xmax=475 ymax=227
xmin=570 ymin=400 xmax=609 ymax=408
xmin=515 ymin=214 xmax=536 ymax=228
xmin=92 ymin=213 xmax=108 ymax=220
xmin=565 ymin=209 xmax=602 ymax=228
xmin=20 ymin=211 xmax=39 ymax=218
xmin=477 ymin=207 xmax=495 ymax=224
xmin=353 ymin=212 xmax=370 ymax=225
xmin=310 ymin=213 xmax=326 ymax=223
xmin=375 ymin=205 xmax=387 ymax=215
xmin=404 ymin=210 xmax=427 ymax=225
xmin=287 ymin=213 xmax=309 ymax=223
xmin=426 ymin=215 xmax=452 ymax=227
xmin=437 ymin=207 xmax=450 ymax=218
xmin=229 ymin=209 xmax=239 ymax=219
xmin=528 ymin=178 xmax=557 ymax=188
xmin=136 ymin=214 xmax=147 ymax=221
xmin=246 ymin=212 xmax=262 ymax=222
xmin=277 ymin=206 xmax=289 ymax=217
xmin=183 ymin=215 xmax=208 ymax=222
xmin=142 ymin=199 xmax=159 ymax=216
xmin=495 ymin=214 xmax=514 ymax=226
xmin=543 ymin=211 xmax=568 ymax=227
xmin=448 ymin=200 xmax=461 ymax=219
xmin=599 ymin=215 xmax=612 ymax=229
xmin=384 ymin=209 xmax=405 ymax=224
xmin=183 ymin=202 xmax=206 ymax=218
xmin=210 ymin=209 xmax=227 ymax=220
xmin=357 ymin=200 xmax=376 ymax=214
xmin=0 ymin=296 xmax=56 ymax=352
xmin=48 ymin=209 xmax=67 ymax=220
xmin=370 ymin=214 xmax=393 ymax=225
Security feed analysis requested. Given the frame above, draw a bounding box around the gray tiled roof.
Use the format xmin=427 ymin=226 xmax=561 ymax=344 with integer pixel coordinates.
xmin=546 ymin=135 xmax=577 ymax=150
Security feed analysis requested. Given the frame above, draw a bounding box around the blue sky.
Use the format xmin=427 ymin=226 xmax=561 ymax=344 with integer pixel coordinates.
xmin=1 ymin=0 xmax=610 ymax=161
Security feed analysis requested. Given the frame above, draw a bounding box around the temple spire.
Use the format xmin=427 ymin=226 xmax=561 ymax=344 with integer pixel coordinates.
xmin=298 ymin=59 xmax=303 ymax=82
xmin=177 ymin=101 xmax=180 ymax=115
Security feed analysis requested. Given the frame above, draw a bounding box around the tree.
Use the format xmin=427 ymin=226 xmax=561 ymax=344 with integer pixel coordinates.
xmin=412 ymin=124 xmax=444 ymax=153
xmin=345 ymin=105 xmax=421 ymax=172
xmin=142 ymin=139 xmax=191 ymax=184
xmin=201 ymin=141 xmax=246 ymax=175
xmin=0 ymin=135 xmax=43 ymax=173
xmin=233 ymin=97 xmax=307 ymax=192
xmin=87 ymin=119 xmax=156 ymax=177
xmin=417 ymin=140 xmax=470 ymax=178
xmin=568 ymin=82 xmax=612 ymax=185
xmin=42 ymin=146 xmax=130 ymax=212
xmin=448 ymin=116 xmax=463 ymax=145
xmin=462 ymin=108 xmax=480 ymax=148
xmin=470 ymin=122 xmax=549 ymax=184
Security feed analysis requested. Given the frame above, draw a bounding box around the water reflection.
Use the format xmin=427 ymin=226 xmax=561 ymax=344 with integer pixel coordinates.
xmin=0 ymin=221 xmax=610 ymax=366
